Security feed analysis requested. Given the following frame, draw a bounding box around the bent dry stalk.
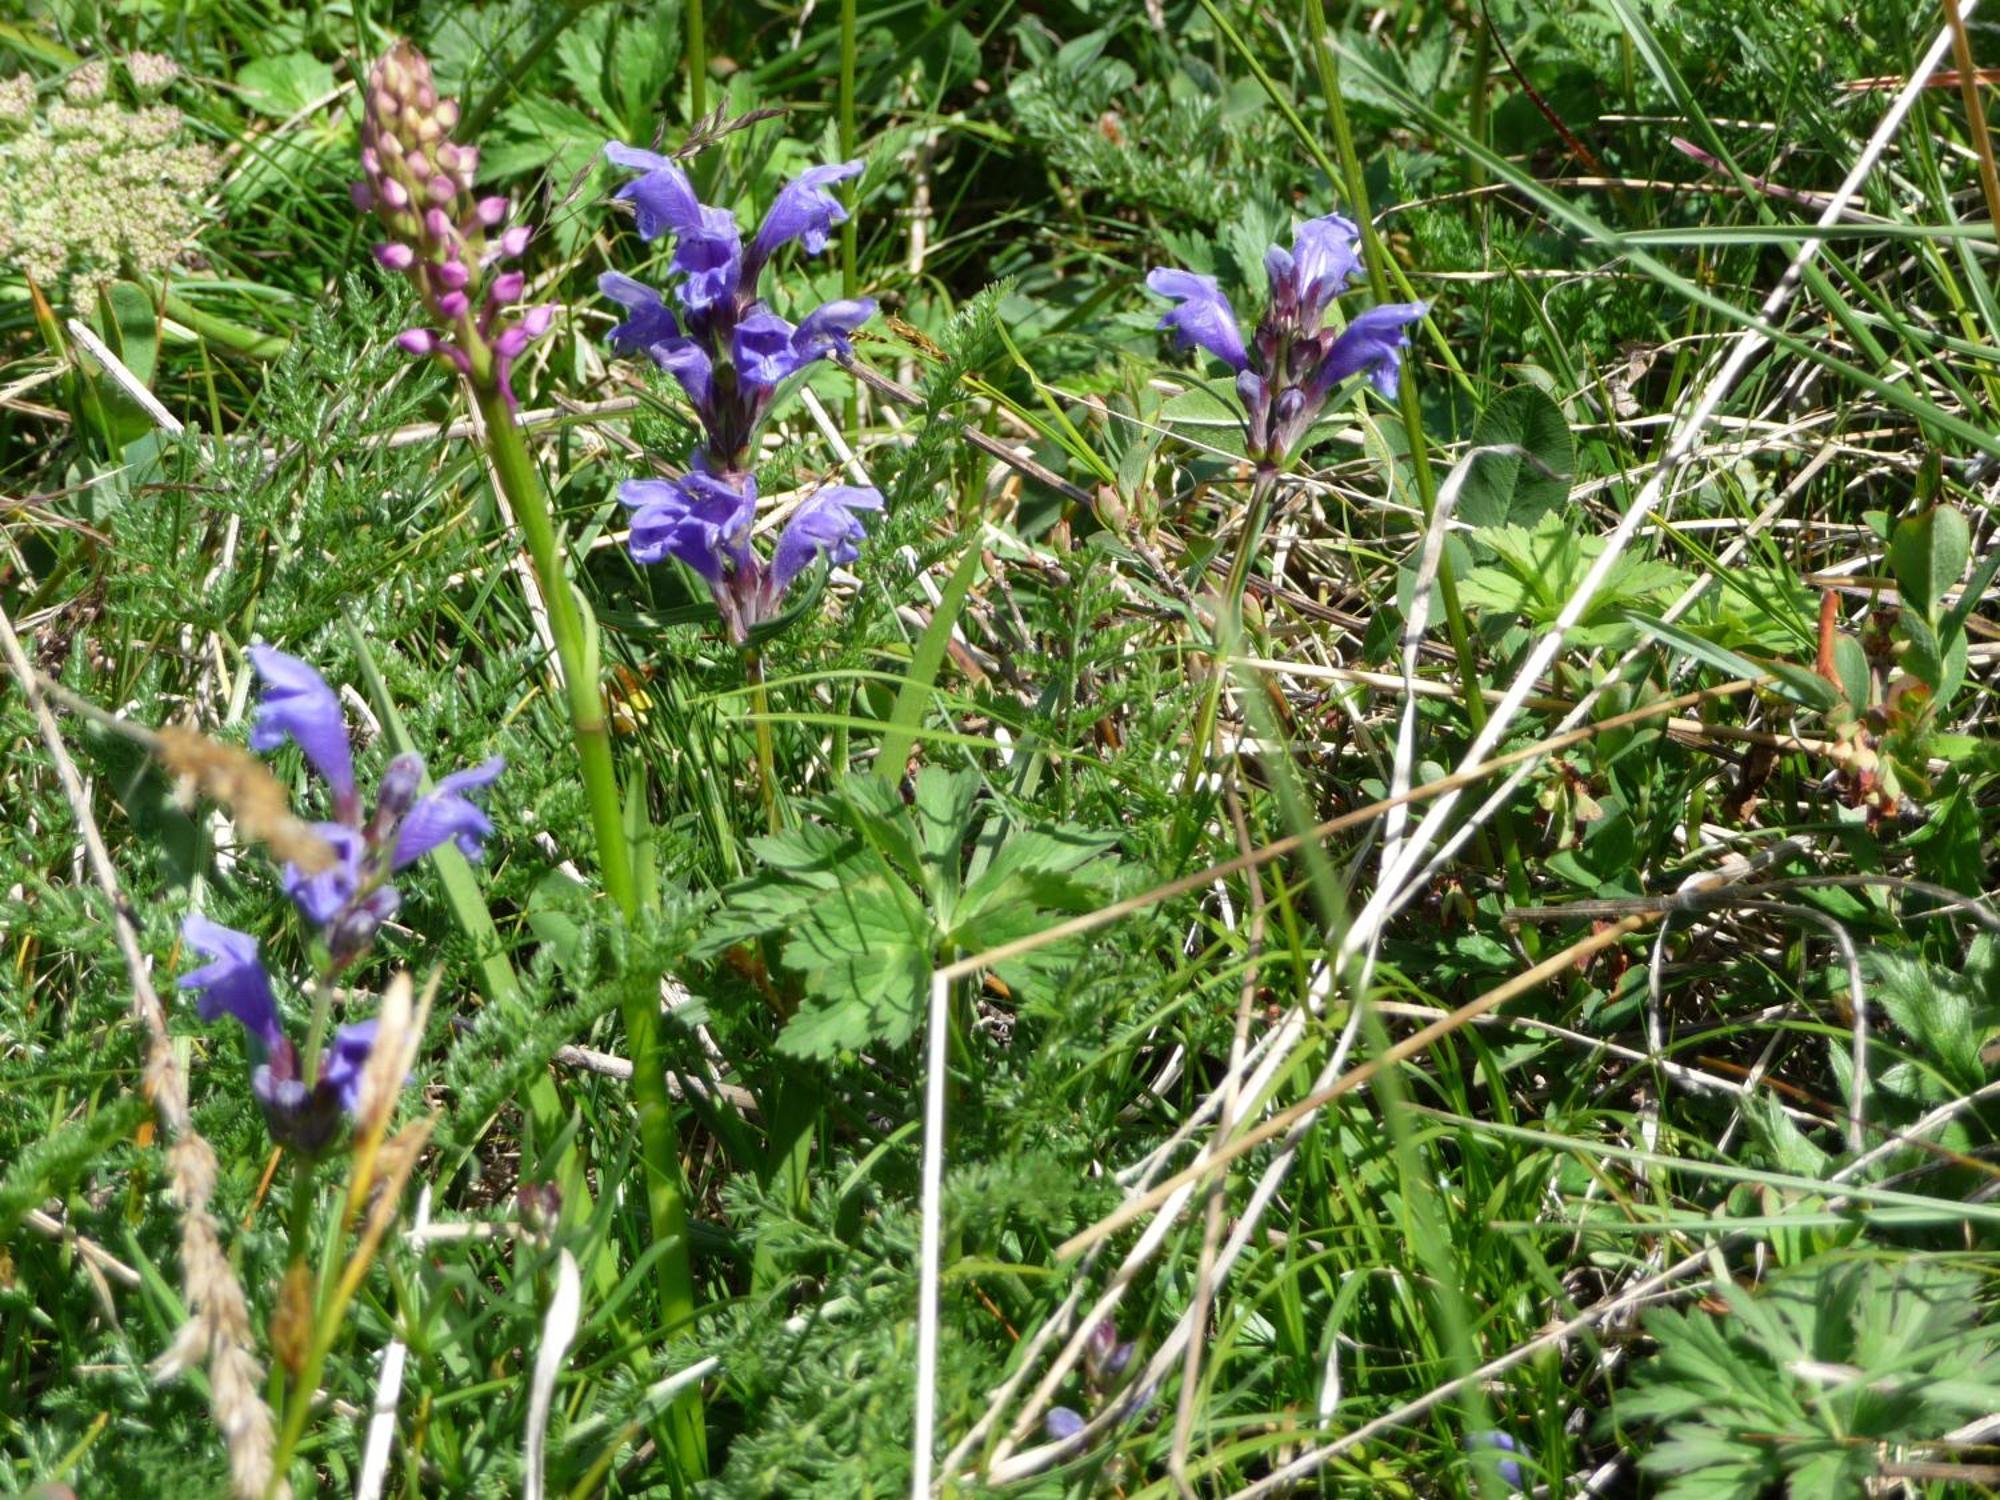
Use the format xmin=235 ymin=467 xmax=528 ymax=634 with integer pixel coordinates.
xmin=353 ymin=41 xmax=705 ymax=1477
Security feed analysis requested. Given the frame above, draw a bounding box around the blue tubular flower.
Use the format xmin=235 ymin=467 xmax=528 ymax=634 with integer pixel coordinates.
xmin=604 ymin=143 xmax=706 ymax=241
xmin=283 ymin=823 xmax=366 ymax=928
xmin=618 ymin=470 xmax=756 ymax=577
xmin=600 ymin=145 xmax=880 ymax=471
xmin=732 ymin=309 xmax=805 ymax=391
xmin=1144 ymin=268 xmax=1249 ymax=372
xmin=793 ymin=298 xmax=877 ymax=362
xmin=748 ymin=160 xmax=864 ymax=269
xmin=179 ymin=915 xmax=284 ymax=1056
xmin=770 ymin=485 xmax=884 ymax=595
xmin=317 ymin=1020 xmax=379 ymax=1114
xmin=248 ymin=645 xmax=358 ymax=821
xmin=1275 ymin=214 xmax=1362 ymax=325
xmin=618 ymin=471 xmax=880 ymax=643
xmin=391 ymin=756 xmax=506 ymax=868
xmin=179 ymin=918 xmax=384 ymax=1152
xmin=600 ymin=271 xmax=681 ymax=356
xmin=1309 ymin=302 xmax=1428 ymax=401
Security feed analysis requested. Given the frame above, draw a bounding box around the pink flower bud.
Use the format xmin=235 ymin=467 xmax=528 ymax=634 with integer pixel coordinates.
xmin=434 ymin=258 xmax=470 ymax=291
xmin=494 ymin=326 xmax=530 ymax=359
xmin=406 ymin=150 xmax=432 ymax=182
xmin=395 ymin=328 xmax=439 ymax=356
xmin=499 ymin=224 xmax=531 ymax=258
xmin=476 ymin=196 xmax=508 ymax=226
xmin=374 ymin=242 xmax=415 ymax=270
xmin=456 ymin=146 xmax=479 ymax=181
xmin=486 ymin=271 xmax=525 ymax=305
xmin=436 ymin=98 xmax=460 ymax=130
xmin=520 ymin=304 xmax=555 ymax=337
xmin=428 ymin=173 xmax=457 ymax=204
xmin=436 ymin=290 xmax=470 ymax=319
xmin=424 ymin=207 xmax=453 ymax=242
xmin=350 ymin=180 xmax=376 ymax=211
xmin=360 ymin=146 xmax=381 ymax=175
xmin=380 ymin=177 xmax=409 ymax=210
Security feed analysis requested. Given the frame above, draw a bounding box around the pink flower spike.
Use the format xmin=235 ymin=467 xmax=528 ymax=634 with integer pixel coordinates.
xmin=476 ymin=195 xmax=508 ymax=226
xmin=436 ymin=290 xmax=470 ymax=319
xmin=374 ymin=242 xmax=415 ymax=271
xmin=486 ymin=271 xmax=525 ymax=306
xmin=395 ymin=328 xmax=440 ymax=356
xmin=381 ymin=177 xmax=409 ymax=210
xmin=499 ymin=224 xmax=532 ymax=258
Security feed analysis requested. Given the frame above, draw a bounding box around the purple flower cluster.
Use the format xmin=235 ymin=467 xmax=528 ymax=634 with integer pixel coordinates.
xmin=179 ymin=916 xmax=375 ymax=1153
xmin=598 ymin=141 xmax=886 ymax=642
xmin=1145 ymin=214 xmax=1428 ymax=465
xmin=618 ymin=465 xmax=882 ymax=644
xmin=598 ymin=144 xmax=877 ymax=470
xmin=246 ymin=645 xmax=503 ymax=971
xmin=352 ymin=43 xmax=554 ymax=403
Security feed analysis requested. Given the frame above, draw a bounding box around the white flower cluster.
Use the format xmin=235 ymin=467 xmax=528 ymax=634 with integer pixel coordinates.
xmin=0 ymin=58 xmax=217 ymax=299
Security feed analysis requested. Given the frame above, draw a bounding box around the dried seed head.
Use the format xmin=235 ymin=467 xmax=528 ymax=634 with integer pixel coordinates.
xmin=153 ymin=725 xmax=338 ymax=874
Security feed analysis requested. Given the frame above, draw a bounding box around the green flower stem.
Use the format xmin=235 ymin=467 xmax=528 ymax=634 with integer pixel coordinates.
xmin=686 ymin=0 xmax=708 ymax=122
xmin=471 ymin=383 xmax=706 ymax=1478
xmin=744 ymin=646 xmax=781 ymax=836
xmin=1184 ymin=469 xmax=1276 ymax=804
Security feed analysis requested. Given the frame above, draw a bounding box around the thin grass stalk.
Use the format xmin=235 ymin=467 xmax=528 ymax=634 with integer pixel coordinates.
xmin=1301 ymin=0 xmax=1531 ymax=900
xmin=471 ymin=386 xmax=706 ymax=1476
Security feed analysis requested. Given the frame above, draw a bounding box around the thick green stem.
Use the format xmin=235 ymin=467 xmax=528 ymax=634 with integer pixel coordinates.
xmin=686 ymin=0 xmax=708 ymax=121
xmin=156 ymin=288 xmax=291 ymax=360
xmin=472 ymin=383 xmax=706 ymax=1477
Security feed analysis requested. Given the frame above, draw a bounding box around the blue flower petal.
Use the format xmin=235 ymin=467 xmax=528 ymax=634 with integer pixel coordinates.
xmin=179 ymin=914 xmax=284 ymax=1055
xmin=247 ymin=645 xmax=357 ymax=811
xmin=390 ymin=756 xmax=505 ymax=870
xmin=1143 ymin=268 xmax=1249 ymax=371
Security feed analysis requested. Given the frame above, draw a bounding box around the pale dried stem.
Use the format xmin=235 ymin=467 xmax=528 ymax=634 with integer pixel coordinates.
xmin=0 ymin=595 xmax=284 ymax=1499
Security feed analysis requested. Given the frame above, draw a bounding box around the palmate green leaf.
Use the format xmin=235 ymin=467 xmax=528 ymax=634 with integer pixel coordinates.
xmin=776 ymin=873 xmax=935 ymax=1059
xmin=1459 ymin=385 xmax=1573 ymax=529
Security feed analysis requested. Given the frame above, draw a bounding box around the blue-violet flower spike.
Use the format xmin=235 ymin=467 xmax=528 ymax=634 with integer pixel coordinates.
xmin=1144 ymin=268 xmax=1249 ymax=372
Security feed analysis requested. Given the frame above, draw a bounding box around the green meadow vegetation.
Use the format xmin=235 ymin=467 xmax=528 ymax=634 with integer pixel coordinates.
xmin=3 ymin=0 xmax=2000 ymax=1495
